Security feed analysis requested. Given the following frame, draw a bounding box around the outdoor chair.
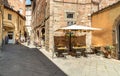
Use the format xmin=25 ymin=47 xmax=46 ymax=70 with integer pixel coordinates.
xmin=53 ymin=45 xmax=69 ymax=58
xmin=90 ymin=45 xmax=102 ymax=55
xmin=72 ymin=45 xmax=87 ymax=57
xmin=53 ymin=36 xmax=69 ymax=58
xmin=71 ymin=35 xmax=87 ymax=57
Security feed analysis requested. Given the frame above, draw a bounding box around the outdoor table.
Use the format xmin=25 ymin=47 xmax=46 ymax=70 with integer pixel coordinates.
xmin=73 ymin=46 xmax=87 ymax=49
xmin=55 ymin=46 xmax=68 ymax=57
xmin=72 ymin=46 xmax=87 ymax=57
xmin=91 ymin=45 xmax=102 ymax=54
xmin=57 ymin=47 xmax=67 ymax=50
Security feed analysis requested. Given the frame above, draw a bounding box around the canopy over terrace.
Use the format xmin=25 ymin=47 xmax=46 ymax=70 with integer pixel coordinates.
xmin=58 ymin=25 xmax=101 ymax=31
xmin=56 ymin=25 xmax=102 ymax=53
xmin=54 ymin=24 xmax=101 ymax=36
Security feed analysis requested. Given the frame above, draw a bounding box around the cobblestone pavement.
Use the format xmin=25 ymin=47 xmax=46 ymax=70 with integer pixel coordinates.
xmin=0 ymin=44 xmax=67 ymax=76
xmin=24 ymin=43 xmax=120 ymax=76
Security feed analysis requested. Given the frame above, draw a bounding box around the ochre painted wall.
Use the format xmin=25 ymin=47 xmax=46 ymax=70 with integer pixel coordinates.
xmin=3 ymin=7 xmax=25 ymax=43
xmin=0 ymin=13 xmax=2 ymax=46
xmin=92 ymin=3 xmax=120 ymax=46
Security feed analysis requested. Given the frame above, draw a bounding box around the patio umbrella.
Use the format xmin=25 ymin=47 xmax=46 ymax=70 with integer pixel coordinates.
xmin=59 ymin=24 xmax=101 ymax=31
xmin=55 ymin=25 xmax=102 ymax=54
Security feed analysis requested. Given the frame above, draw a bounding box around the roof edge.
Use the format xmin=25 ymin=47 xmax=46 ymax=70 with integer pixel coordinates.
xmin=91 ymin=1 xmax=120 ymax=16
xmin=4 ymin=5 xmax=26 ymax=20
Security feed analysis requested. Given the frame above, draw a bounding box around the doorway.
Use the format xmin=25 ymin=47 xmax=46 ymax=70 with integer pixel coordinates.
xmin=8 ymin=31 xmax=14 ymax=44
xmin=117 ymin=24 xmax=120 ymax=59
xmin=41 ymin=28 xmax=45 ymax=46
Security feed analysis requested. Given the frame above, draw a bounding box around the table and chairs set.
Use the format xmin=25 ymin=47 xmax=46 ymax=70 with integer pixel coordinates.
xmin=53 ymin=25 xmax=102 ymax=58
xmin=53 ymin=36 xmax=90 ymax=58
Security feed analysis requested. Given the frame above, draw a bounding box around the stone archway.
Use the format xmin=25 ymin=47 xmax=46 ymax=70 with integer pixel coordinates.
xmin=41 ymin=28 xmax=45 ymax=41
xmin=41 ymin=28 xmax=45 ymax=46
xmin=116 ymin=23 xmax=120 ymax=59
xmin=114 ymin=15 xmax=120 ymax=59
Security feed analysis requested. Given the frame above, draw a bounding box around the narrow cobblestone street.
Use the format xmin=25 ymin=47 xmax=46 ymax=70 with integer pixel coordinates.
xmin=0 ymin=44 xmax=67 ymax=76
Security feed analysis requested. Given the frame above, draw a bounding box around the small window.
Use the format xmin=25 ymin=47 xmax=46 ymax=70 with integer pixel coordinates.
xmin=19 ymin=8 xmax=23 ymax=14
xmin=11 ymin=6 xmax=14 ymax=9
xmin=8 ymin=31 xmax=13 ymax=39
xmin=67 ymin=21 xmax=74 ymax=26
xmin=19 ymin=0 xmax=23 ymax=3
xmin=8 ymin=14 xmax=12 ymax=20
xmin=66 ymin=12 xmax=74 ymax=18
xmin=8 ymin=34 xmax=13 ymax=39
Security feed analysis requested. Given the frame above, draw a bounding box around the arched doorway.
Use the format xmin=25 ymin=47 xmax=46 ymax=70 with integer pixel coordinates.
xmin=37 ymin=30 xmax=39 ymax=38
xmin=114 ymin=16 xmax=120 ymax=59
xmin=41 ymin=28 xmax=45 ymax=41
xmin=41 ymin=28 xmax=45 ymax=46
xmin=116 ymin=23 xmax=120 ymax=59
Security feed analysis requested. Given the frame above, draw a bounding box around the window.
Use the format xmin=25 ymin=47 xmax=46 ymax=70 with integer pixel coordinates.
xmin=8 ymin=14 xmax=12 ymax=20
xmin=66 ymin=12 xmax=74 ymax=18
xmin=8 ymin=34 xmax=13 ymax=39
xmin=67 ymin=21 xmax=74 ymax=26
xmin=19 ymin=8 xmax=23 ymax=14
xmin=11 ymin=6 xmax=14 ymax=9
xmin=8 ymin=31 xmax=13 ymax=39
xmin=37 ymin=30 xmax=39 ymax=37
xmin=19 ymin=0 xmax=23 ymax=3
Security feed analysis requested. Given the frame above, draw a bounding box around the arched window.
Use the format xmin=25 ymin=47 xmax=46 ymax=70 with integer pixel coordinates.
xmin=41 ymin=28 xmax=45 ymax=40
xmin=37 ymin=30 xmax=39 ymax=37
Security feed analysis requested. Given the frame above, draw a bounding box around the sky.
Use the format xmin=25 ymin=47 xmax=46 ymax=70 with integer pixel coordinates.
xmin=26 ymin=0 xmax=31 ymax=5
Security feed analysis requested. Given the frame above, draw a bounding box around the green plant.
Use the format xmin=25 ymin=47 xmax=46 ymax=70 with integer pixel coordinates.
xmin=104 ymin=45 xmax=115 ymax=58
xmin=65 ymin=32 xmax=74 ymax=36
xmin=104 ymin=45 xmax=115 ymax=52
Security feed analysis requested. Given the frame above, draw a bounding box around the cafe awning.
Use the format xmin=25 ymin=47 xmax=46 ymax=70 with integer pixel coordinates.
xmin=59 ymin=25 xmax=102 ymax=31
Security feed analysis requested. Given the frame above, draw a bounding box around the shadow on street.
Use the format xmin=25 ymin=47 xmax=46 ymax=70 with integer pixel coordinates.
xmin=0 ymin=44 xmax=67 ymax=76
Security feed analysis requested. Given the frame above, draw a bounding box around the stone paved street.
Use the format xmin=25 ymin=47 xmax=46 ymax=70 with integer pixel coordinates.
xmin=0 ymin=44 xmax=67 ymax=76
xmin=1 ymin=44 xmax=120 ymax=76
xmin=40 ymin=49 xmax=120 ymax=76
xmin=25 ymin=43 xmax=120 ymax=76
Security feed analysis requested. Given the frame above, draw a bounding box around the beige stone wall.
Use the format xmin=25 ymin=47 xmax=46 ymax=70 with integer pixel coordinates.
xmin=47 ymin=0 xmax=92 ymax=51
xmin=31 ymin=0 xmax=119 ymax=52
xmin=47 ymin=0 xmax=119 ymax=51
xmin=19 ymin=16 xmax=25 ymax=40
xmin=99 ymin=0 xmax=118 ymax=10
xmin=3 ymin=8 xmax=17 ymax=43
xmin=4 ymin=0 xmax=26 ymax=16
xmin=0 ymin=3 xmax=4 ymax=46
xmin=26 ymin=5 xmax=32 ymax=36
xmin=0 ymin=13 xmax=2 ymax=46
xmin=31 ymin=0 xmax=46 ymax=47
xmin=3 ymin=6 xmax=25 ymax=44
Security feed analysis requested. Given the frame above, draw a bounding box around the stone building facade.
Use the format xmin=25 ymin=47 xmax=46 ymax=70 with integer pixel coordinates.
xmin=0 ymin=0 xmax=26 ymax=46
xmin=2 ymin=5 xmax=25 ymax=44
xmin=92 ymin=1 xmax=120 ymax=59
xmin=4 ymin=0 xmax=26 ymax=16
xmin=31 ymin=0 xmax=46 ymax=46
xmin=25 ymin=4 xmax=32 ymax=36
xmin=31 ymin=0 xmax=119 ymax=52
xmin=0 ymin=0 xmax=3 ymax=47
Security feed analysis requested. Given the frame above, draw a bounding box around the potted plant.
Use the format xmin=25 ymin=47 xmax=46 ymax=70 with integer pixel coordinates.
xmin=104 ymin=45 xmax=115 ymax=58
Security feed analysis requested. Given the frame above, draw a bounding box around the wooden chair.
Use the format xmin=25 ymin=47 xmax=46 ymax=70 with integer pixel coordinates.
xmin=53 ymin=36 xmax=69 ymax=58
xmin=71 ymin=35 xmax=87 ymax=57
xmin=90 ymin=45 xmax=102 ymax=55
